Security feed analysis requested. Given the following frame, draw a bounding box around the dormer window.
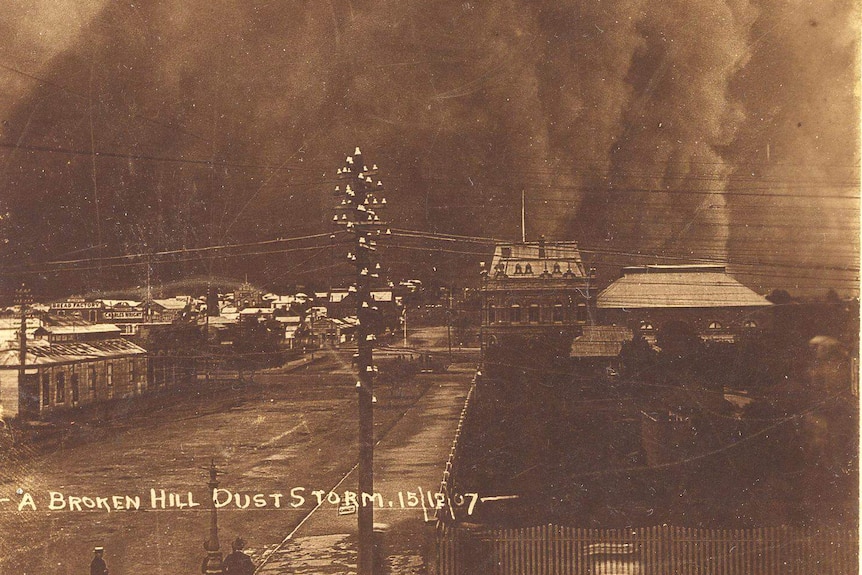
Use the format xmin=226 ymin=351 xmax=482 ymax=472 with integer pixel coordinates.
xmin=514 ymin=264 xmax=523 ymax=274
xmin=553 ymin=263 xmax=561 ymax=274
xmin=524 ymin=264 xmax=533 ymax=274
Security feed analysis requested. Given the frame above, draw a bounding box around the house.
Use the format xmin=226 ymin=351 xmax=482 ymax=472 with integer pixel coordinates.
xmin=234 ymin=280 xmax=265 ymax=310
xmin=147 ymin=297 xmax=191 ymax=323
xmin=99 ymin=299 xmax=144 ymax=336
xmin=0 ymin=324 xmax=147 ymax=419
xmin=597 ymin=265 xmax=772 ymax=344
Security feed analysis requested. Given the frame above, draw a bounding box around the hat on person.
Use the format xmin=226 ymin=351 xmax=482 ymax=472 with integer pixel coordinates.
xmin=232 ymin=538 xmax=246 ymax=551
xmin=94 ymin=547 xmax=104 ymax=553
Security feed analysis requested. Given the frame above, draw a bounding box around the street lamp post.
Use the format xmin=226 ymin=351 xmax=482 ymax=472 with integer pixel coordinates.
xmin=202 ymin=460 xmax=225 ymax=575
xmin=333 ymin=147 xmax=389 ymax=575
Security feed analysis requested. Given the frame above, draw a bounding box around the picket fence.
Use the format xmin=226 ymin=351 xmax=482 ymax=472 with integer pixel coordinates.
xmin=437 ymin=523 xmax=858 ymax=575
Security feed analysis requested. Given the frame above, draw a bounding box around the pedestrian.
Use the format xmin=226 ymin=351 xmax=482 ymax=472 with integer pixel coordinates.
xmin=222 ymin=537 xmax=255 ymax=575
xmin=90 ymin=547 xmax=109 ymax=575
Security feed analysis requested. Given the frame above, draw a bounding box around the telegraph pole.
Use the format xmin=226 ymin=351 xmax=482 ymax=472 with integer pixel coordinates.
xmin=332 ymin=147 xmax=389 ymax=575
xmin=15 ymin=284 xmax=32 ymax=409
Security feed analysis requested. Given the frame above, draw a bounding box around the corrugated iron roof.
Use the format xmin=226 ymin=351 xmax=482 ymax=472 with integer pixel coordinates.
xmin=597 ymin=266 xmax=771 ymax=309
xmin=37 ymin=324 xmax=122 ymax=335
xmin=570 ymin=326 xmax=633 ymax=358
xmin=0 ymin=338 xmax=146 ymax=368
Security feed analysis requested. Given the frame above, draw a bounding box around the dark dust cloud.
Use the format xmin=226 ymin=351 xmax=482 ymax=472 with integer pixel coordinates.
xmin=0 ymin=0 xmax=857 ymax=296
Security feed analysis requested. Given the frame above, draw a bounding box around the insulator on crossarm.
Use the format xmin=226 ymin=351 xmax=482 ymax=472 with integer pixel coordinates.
xmin=385 ymin=229 xmax=392 ymax=235
xmin=366 ymin=365 xmax=374 ymax=372
xmin=365 ymin=177 xmax=373 ymax=184
xmin=332 ymin=215 xmax=339 ymax=222
xmin=354 ymin=146 xmax=362 ymax=156
xmin=377 ymin=181 xmax=383 ymax=188
xmin=372 ymin=395 xmax=378 ymax=404
xmin=345 ymin=184 xmax=352 ymax=193
xmin=346 ymin=156 xmax=354 ymax=164
xmin=381 ymin=197 xmax=387 ymax=204
xmin=360 ymin=268 xmax=369 ymax=276
xmin=358 ymin=237 xmax=367 ymax=244
xmin=373 ymin=215 xmax=380 ymax=222
xmin=357 ymin=204 xmax=366 ymax=212
xmin=372 ymin=164 xmax=378 ymax=170
xmin=362 ymin=301 xmax=370 ymax=308
xmin=348 ymin=285 xmax=357 ymax=292
xmin=337 ymin=168 xmax=342 ymax=175
xmin=356 ymin=380 xmax=362 ymax=388
xmin=375 ymin=263 xmax=381 ymax=270
xmin=366 ymin=334 xmax=376 ymax=341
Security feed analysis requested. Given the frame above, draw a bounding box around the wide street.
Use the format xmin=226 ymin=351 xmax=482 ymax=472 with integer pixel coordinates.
xmin=0 ymin=342 xmax=475 ymax=575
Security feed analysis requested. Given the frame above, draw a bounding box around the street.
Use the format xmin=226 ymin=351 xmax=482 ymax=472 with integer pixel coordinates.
xmin=0 ymin=348 xmax=471 ymax=575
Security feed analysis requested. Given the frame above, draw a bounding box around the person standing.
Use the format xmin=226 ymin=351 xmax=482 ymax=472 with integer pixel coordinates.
xmin=90 ymin=547 xmax=109 ymax=575
xmin=222 ymin=537 xmax=255 ymax=575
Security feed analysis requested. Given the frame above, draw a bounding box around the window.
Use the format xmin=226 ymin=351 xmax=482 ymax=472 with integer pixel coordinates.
xmin=552 ymin=304 xmax=564 ymax=323
xmin=528 ymin=304 xmax=540 ymax=323
xmin=130 ymin=360 xmax=135 ymax=387
xmin=488 ymin=304 xmax=496 ymax=324
xmin=708 ymin=321 xmax=723 ymax=330
xmin=56 ymin=372 xmax=65 ymax=403
xmin=70 ymin=373 xmax=79 ymax=404
xmin=514 ymin=264 xmax=523 ymax=274
xmin=553 ymin=263 xmax=561 ymax=274
xmin=524 ymin=264 xmax=533 ymax=274
xmin=501 ymin=247 xmax=512 ymax=258
xmin=576 ymin=303 xmax=587 ymax=322
xmin=107 ymin=363 xmax=113 ymax=387
xmin=743 ymin=320 xmax=758 ymax=329
xmin=42 ymin=373 xmax=50 ymax=406
xmin=511 ymin=304 xmax=522 ymax=323
xmin=89 ymin=366 xmax=97 ymax=391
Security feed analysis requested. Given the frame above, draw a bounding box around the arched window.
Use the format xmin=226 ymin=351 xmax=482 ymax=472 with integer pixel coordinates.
xmin=514 ymin=264 xmax=523 ymax=274
xmin=708 ymin=321 xmax=723 ymax=330
xmin=552 ymin=303 xmax=564 ymax=323
xmin=488 ymin=304 xmax=496 ymax=324
xmin=511 ymin=304 xmax=522 ymax=323
xmin=524 ymin=264 xmax=533 ymax=274
xmin=553 ymin=262 xmax=561 ymax=274
xmin=528 ymin=304 xmax=540 ymax=323
xmin=743 ymin=320 xmax=758 ymax=329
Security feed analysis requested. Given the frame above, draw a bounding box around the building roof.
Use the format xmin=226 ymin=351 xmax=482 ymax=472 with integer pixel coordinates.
xmin=100 ymin=299 xmax=143 ymax=308
xmin=0 ymin=338 xmax=146 ymax=368
xmin=597 ymin=265 xmax=771 ymax=309
xmin=488 ymin=240 xmax=587 ymax=278
xmin=36 ymin=324 xmax=122 ymax=336
xmin=150 ymin=298 xmax=190 ymax=310
xmin=570 ymin=326 xmax=633 ymax=358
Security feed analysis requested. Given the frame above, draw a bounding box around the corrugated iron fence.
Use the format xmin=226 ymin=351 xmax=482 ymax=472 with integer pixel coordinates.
xmin=437 ymin=523 xmax=858 ymax=575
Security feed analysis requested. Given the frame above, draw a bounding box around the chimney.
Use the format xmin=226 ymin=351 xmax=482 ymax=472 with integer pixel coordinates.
xmin=538 ymin=235 xmax=546 ymax=259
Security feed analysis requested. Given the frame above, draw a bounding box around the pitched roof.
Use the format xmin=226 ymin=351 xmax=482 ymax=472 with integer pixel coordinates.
xmin=597 ymin=265 xmax=771 ymax=309
xmin=0 ymin=338 xmax=146 ymax=368
xmin=570 ymin=326 xmax=633 ymax=358
xmin=36 ymin=324 xmax=122 ymax=336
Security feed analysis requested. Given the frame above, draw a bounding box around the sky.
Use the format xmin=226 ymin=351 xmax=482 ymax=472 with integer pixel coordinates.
xmin=0 ymin=0 xmax=858 ymax=297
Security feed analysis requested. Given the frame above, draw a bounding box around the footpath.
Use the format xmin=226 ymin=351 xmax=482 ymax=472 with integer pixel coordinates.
xmin=255 ymin=364 xmax=475 ymax=575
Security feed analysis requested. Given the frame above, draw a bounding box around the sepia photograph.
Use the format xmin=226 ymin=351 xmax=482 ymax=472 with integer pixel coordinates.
xmin=0 ymin=1 xmax=858 ymax=574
